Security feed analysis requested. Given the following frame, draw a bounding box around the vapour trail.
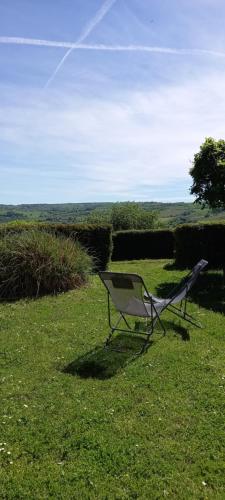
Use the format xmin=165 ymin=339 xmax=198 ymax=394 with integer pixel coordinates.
xmin=1 ymin=36 xmax=225 ymax=59
xmin=43 ymin=47 xmax=74 ymax=88
xmin=76 ymin=0 xmax=117 ymax=42
xmin=44 ymin=0 xmax=117 ymax=88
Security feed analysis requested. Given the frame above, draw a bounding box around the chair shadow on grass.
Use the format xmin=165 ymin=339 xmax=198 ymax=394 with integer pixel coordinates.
xmin=63 ymin=334 xmax=153 ymax=380
xmin=162 ymin=320 xmax=190 ymax=341
xmin=157 ymin=271 xmax=225 ymax=315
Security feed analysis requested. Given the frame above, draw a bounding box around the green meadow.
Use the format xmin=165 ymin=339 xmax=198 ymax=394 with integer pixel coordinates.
xmin=0 ymin=260 xmax=225 ymax=499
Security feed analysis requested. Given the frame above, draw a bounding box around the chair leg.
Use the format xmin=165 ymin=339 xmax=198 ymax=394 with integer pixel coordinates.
xmin=121 ymin=313 xmax=132 ymax=330
xmin=105 ymin=313 xmax=123 ymax=347
xmin=105 ymin=297 xmax=166 ymax=354
xmin=168 ymin=304 xmax=203 ymax=328
xmin=140 ymin=314 xmax=166 ymax=354
xmin=140 ymin=335 xmax=152 ymax=354
xmin=153 ymin=315 xmax=166 ymax=336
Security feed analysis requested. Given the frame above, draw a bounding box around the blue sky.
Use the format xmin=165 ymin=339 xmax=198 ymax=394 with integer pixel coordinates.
xmin=1 ymin=0 xmax=225 ymax=204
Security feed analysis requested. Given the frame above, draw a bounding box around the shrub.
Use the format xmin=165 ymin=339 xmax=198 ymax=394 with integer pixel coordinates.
xmin=0 ymin=222 xmax=112 ymax=271
xmin=174 ymin=222 xmax=225 ymax=268
xmin=112 ymin=230 xmax=174 ymax=261
xmin=0 ymin=230 xmax=93 ymax=299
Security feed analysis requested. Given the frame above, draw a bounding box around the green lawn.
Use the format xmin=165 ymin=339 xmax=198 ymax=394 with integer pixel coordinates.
xmin=1 ymin=260 xmax=225 ymax=499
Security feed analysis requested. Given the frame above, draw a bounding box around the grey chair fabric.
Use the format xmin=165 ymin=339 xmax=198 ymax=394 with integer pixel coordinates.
xmin=100 ymin=272 xmax=165 ymax=317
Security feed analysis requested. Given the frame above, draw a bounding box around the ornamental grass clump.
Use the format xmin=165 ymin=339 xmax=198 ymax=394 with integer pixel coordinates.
xmin=0 ymin=230 xmax=93 ymax=299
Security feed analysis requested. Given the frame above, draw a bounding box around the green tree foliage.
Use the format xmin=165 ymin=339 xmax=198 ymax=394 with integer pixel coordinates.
xmin=190 ymin=137 xmax=225 ymax=208
xmin=86 ymin=209 xmax=111 ymax=225
xmin=86 ymin=202 xmax=159 ymax=231
xmin=111 ymin=202 xmax=159 ymax=231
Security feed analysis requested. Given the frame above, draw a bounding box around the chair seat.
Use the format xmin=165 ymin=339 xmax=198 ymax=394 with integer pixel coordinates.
xmin=144 ymin=291 xmax=178 ymax=306
xmin=118 ymin=297 xmax=167 ymax=317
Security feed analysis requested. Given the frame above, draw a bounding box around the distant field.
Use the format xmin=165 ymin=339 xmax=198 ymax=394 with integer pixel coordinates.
xmin=1 ymin=260 xmax=225 ymax=498
xmin=1 ymin=202 xmax=225 ymax=227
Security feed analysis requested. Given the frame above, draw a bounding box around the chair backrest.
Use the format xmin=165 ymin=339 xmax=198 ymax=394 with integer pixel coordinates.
xmin=99 ymin=272 xmax=151 ymax=317
xmin=170 ymin=259 xmax=208 ymax=303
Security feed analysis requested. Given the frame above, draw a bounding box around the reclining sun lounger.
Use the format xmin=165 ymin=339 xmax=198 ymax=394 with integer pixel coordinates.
xmin=99 ymin=260 xmax=208 ymax=353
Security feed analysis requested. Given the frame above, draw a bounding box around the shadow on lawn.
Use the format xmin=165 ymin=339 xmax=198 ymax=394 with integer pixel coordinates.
xmin=162 ymin=320 xmax=190 ymax=341
xmin=157 ymin=272 xmax=225 ymax=315
xmin=63 ymin=334 xmax=153 ymax=379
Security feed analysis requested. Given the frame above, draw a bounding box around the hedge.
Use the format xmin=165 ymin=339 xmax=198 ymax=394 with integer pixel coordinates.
xmin=112 ymin=229 xmax=174 ymax=261
xmin=174 ymin=222 xmax=225 ymax=269
xmin=0 ymin=222 xmax=113 ymax=271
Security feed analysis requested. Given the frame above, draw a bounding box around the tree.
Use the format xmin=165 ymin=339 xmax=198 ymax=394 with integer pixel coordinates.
xmin=86 ymin=208 xmax=110 ymax=225
xmin=190 ymin=137 xmax=225 ymax=208
xmin=111 ymin=202 xmax=159 ymax=231
xmin=86 ymin=202 xmax=159 ymax=231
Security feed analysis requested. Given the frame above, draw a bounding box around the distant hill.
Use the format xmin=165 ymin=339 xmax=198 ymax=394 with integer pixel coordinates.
xmin=0 ymin=202 xmax=225 ymax=227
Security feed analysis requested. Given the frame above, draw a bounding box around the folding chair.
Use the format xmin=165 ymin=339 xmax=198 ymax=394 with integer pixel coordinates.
xmin=143 ymin=259 xmax=208 ymax=327
xmin=99 ymin=272 xmax=166 ymax=353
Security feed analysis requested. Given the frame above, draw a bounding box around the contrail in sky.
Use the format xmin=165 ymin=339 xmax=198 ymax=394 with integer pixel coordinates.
xmin=44 ymin=0 xmax=117 ymax=88
xmin=1 ymin=36 xmax=225 ymax=59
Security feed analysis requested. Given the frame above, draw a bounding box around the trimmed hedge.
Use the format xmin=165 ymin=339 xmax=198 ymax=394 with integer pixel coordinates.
xmin=0 ymin=222 xmax=112 ymax=271
xmin=174 ymin=222 xmax=225 ymax=268
xmin=112 ymin=229 xmax=174 ymax=261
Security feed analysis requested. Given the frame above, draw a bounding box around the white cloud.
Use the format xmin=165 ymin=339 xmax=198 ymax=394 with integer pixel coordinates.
xmin=1 ymin=69 xmax=225 ymax=201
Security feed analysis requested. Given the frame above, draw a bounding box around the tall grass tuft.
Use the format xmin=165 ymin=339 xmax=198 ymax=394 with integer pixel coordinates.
xmin=0 ymin=230 xmax=93 ymax=299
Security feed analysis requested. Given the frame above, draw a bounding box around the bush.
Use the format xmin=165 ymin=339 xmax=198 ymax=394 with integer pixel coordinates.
xmin=0 ymin=230 xmax=93 ymax=299
xmin=0 ymin=222 xmax=112 ymax=271
xmin=174 ymin=222 xmax=225 ymax=268
xmin=112 ymin=230 xmax=174 ymax=261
